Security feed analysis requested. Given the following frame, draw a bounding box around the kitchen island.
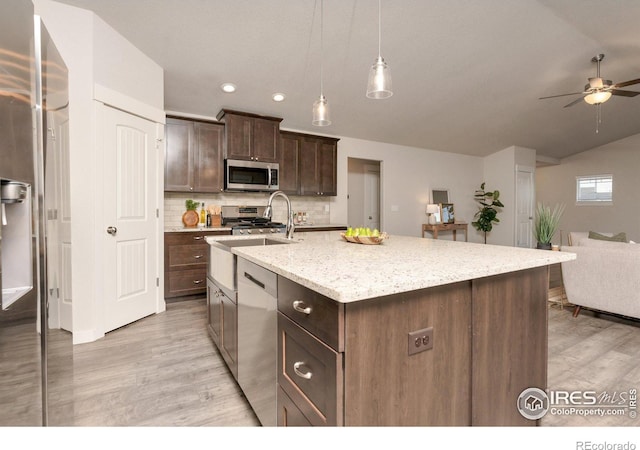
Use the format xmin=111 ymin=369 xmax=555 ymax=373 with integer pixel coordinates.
xmin=206 ymin=231 xmax=575 ymax=426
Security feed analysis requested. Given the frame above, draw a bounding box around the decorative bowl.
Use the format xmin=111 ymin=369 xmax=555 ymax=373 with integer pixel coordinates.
xmin=340 ymin=232 xmax=388 ymax=245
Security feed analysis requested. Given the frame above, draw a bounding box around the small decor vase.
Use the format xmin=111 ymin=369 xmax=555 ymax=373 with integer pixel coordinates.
xmin=536 ymin=242 xmax=552 ymax=250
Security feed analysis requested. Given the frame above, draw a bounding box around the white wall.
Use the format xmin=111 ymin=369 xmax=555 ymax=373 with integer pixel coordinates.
xmin=482 ymin=145 xmax=536 ymax=246
xmin=331 ymin=136 xmax=485 ymax=242
xmin=536 ymin=133 xmax=640 ymax=244
xmin=35 ymin=0 xmax=164 ymax=344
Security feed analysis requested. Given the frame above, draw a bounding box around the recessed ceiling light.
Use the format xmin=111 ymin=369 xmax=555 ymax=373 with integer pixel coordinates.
xmin=221 ymin=83 xmax=236 ymax=93
xmin=272 ymin=93 xmax=286 ymax=102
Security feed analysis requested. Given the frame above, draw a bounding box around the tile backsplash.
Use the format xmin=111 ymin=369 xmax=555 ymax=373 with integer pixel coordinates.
xmin=164 ymin=192 xmax=331 ymax=228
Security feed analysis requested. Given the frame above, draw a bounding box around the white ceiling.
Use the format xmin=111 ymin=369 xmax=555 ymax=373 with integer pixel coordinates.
xmin=54 ymin=0 xmax=640 ymax=159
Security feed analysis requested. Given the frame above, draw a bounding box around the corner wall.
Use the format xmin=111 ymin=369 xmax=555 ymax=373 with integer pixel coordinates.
xmin=536 ymin=133 xmax=640 ymax=244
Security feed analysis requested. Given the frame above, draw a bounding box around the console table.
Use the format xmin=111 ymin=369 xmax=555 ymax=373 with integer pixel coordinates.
xmin=422 ymin=223 xmax=468 ymax=241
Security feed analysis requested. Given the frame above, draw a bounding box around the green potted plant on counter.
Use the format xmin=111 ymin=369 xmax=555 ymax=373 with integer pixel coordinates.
xmin=533 ymin=202 xmax=565 ymax=249
xmin=472 ymin=182 xmax=504 ymax=244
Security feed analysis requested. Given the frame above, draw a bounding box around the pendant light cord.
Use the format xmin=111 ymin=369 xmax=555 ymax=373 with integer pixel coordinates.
xmin=320 ymin=0 xmax=324 ymax=97
xmin=377 ymin=0 xmax=381 ymax=58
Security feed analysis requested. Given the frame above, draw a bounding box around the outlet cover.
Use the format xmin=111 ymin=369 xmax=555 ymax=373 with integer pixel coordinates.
xmin=408 ymin=327 xmax=434 ymax=355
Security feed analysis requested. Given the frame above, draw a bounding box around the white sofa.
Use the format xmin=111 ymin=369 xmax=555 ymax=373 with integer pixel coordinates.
xmin=561 ymin=232 xmax=640 ymax=319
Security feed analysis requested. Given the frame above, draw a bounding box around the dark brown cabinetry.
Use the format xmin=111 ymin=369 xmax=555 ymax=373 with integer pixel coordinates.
xmin=278 ymin=131 xmax=301 ymax=194
xmin=164 ymin=117 xmax=224 ymax=193
xmin=216 ymin=109 xmax=282 ymax=163
xmin=299 ymin=135 xmax=338 ymax=196
xmin=164 ymin=230 xmax=230 ymax=299
xmin=278 ymin=131 xmax=339 ymax=197
xmin=206 ymin=277 xmax=238 ymax=380
xmin=277 ymin=266 xmax=548 ymax=426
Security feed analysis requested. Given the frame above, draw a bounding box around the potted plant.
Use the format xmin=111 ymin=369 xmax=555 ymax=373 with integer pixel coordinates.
xmin=533 ymin=202 xmax=565 ymax=249
xmin=182 ymin=199 xmax=200 ymax=228
xmin=472 ymin=182 xmax=504 ymax=244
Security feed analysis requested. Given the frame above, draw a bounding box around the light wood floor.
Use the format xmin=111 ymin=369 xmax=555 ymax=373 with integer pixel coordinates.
xmin=2 ymin=297 xmax=639 ymax=426
xmin=47 ymin=298 xmax=259 ymax=426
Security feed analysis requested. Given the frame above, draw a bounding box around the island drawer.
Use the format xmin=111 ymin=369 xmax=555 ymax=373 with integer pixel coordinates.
xmin=278 ymin=313 xmax=343 ymax=426
xmin=277 ymin=386 xmax=312 ymax=426
xmin=277 ymin=276 xmax=344 ymax=352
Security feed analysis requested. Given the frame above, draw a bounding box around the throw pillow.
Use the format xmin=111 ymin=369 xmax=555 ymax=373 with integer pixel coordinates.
xmin=577 ymin=238 xmax=635 ymax=250
xmin=588 ymin=231 xmax=627 ymax=242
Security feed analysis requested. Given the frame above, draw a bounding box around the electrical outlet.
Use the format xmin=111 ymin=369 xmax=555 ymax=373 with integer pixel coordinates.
xmin=408 ymin=327 xmax=433 ymax=355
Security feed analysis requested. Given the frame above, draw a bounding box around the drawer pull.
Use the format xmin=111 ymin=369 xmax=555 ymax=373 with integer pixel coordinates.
xmin=193 ymin=279 xmax=203 ymax=285
xmin=193 ymin=254 xmax=203 ymax=259
xmin=293 ymin=300 xmax=312 ymax=315
xmin=193 ymin=236 xmax=203 ymax=240
xmin=293 ymin=361 xmax=313 ymax=380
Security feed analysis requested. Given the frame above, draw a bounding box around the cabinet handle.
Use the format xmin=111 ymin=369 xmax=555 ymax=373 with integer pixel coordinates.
xmin=193 ymin=254 xmax=203 ymax=259
xmin=292 ymin=300 xmax=312 ymax=315
xmin=193 ymin=236 xmax=203 ymax=240
xmin=193 ymin=280 xmax=203 ymax=285
xmin=293 ymin=361 xmax=312 ymax=380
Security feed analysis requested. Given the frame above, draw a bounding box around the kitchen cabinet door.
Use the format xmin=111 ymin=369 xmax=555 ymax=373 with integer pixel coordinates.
xmin=299 ymin=137 xmax=338 ymax=196
xmin=193 ymin=121 xmax=224 ymax=192
xmin=164 ymin=118 xmax=194 ymax=191
xmin=278 ymin=132 xmax=301 ymax=194
xmin=207 ymin=278 xmax=222 ymax=347
xmin=218 ymin=110 xmax=282 ymax=163
xmin=221 ymin=295 xmax=238 ymax=379
xmin=164 ymin=117 xmax=224 ymax=193
xmin=252 ymin=117 xmax=279 ymax=162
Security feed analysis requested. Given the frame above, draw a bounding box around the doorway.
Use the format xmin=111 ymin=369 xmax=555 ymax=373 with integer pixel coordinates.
xmin=347 ymin=158 xmax=381 ymax=230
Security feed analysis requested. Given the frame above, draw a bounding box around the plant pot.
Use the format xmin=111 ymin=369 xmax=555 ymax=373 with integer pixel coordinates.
xmin=536 ymin=242 xmax=552 ymax=250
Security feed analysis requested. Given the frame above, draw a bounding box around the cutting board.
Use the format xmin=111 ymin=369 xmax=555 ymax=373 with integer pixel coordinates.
xmin=182 ymin=210 xmax=199 ymax=228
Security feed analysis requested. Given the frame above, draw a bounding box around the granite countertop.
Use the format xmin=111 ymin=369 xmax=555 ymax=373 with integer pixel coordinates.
xmin=165 ymin=226 xmax=232 ymax=233
xmin=206 ymin=231 xmax=575 ymax=303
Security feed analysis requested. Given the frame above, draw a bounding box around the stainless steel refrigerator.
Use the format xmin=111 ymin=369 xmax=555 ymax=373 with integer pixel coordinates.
xmin=0 ymin=0 xmax=70 ymax=426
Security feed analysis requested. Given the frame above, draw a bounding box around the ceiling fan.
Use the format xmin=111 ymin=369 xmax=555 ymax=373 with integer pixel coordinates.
xmin=539 ymin=54 xmax=640 ymax=108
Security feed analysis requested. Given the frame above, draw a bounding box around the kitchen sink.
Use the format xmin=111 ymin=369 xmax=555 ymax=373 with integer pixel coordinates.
xmin=209 ymin=237 xmax=293 ymax=299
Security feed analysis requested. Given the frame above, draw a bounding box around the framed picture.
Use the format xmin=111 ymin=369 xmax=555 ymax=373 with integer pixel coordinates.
xmin=432 ymin=189 xmax=449 ymax=205
xmin=440 ymin=203 xmax=455 ymax=224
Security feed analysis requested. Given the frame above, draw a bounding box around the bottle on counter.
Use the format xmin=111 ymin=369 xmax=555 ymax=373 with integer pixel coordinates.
xmin=199 ymin=203 xmax=206 ymax=227
xmin=206 ymin=212 xmax=212 ymax=227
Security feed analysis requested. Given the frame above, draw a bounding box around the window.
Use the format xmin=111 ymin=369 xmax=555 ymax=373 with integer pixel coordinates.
xmin=576 ymin=175 xmax=612 ymax=204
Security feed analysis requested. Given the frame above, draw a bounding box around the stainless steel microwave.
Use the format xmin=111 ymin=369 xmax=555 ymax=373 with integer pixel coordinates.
xmin=224 ymin=159 xmax=279 ymax=192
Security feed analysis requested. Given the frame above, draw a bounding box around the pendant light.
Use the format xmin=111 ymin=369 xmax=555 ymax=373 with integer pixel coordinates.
xmin=366 ymin=0 xmax=392 ymax=99
xmin=312 ymin=0 xmax=331 ymax=126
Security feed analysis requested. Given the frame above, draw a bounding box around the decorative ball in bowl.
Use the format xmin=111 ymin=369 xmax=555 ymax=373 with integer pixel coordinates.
xmin=341 ymin=227 xmax=388 ymax=245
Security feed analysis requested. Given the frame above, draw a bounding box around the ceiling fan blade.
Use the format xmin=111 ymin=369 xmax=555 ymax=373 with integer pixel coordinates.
xmin=563 ymin=97 xmax=584 ymax=108
xmin=611 ymin=89 xmax=640 ymax=97
xmin=539 ymin=92 xmax=583 ymax=100
xmin=613 ymin=78 xmax=640 ymax=88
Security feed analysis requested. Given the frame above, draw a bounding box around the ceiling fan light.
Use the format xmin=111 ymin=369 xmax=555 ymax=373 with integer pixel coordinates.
xmin=584 ymin=90 xmax=612 ymax=105
xmin=366 ymin=56 xmax=393 ymax=99
xmin=312 ymin=95 xmax=331 ymax=126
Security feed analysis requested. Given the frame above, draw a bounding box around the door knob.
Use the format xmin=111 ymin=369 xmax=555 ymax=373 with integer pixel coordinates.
xmin=106 ymin=226 xmax=117 ymax=235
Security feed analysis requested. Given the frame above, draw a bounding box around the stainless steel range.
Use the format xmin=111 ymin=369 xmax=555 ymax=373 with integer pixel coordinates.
xmin=221 ymin=205 xmax=286 ymax=236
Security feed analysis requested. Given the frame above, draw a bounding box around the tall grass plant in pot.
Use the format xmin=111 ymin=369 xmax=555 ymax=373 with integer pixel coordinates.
xmin=534 ymin=202 xmax=565 ymax=249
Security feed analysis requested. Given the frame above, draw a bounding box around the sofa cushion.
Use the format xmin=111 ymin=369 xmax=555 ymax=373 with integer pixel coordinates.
xmin=577 ymin=237 xmax=639 ymax=250
xmin=589 ymin=231 xmax=627 ymax=242
xmin=568 ymin=231 xmax=610 ymax=246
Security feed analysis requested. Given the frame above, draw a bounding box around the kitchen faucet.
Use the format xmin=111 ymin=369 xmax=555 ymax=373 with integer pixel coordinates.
xmin=264 ymin=190 xmax=295 ymax=239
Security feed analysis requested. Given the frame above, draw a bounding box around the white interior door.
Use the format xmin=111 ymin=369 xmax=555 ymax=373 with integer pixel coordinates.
xmin=45 ymin=103 xmax=72 ymax=332
xmin=103 ymin=105 xmax=159 ymax=333
xmin=515 ymin=165 xmax=535 ymax=248
xmin=364 ymin=164 xmax=380 ymax=230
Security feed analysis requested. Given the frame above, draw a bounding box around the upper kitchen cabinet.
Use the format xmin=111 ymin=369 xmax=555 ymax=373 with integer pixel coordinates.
xmin=299 ymin=135 xmax=339 ymax=196
xmin=164 ymin=116 xmax=224 ymax=193
xmin=278 ymin=131 xmax=301 ymax=195
xmin=216 ymin=109 xmax=283 ymax=163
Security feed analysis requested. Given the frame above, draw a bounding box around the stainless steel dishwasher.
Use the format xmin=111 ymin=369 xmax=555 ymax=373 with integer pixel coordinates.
xmin=237 ymin=257 xmax=278 ymax=426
